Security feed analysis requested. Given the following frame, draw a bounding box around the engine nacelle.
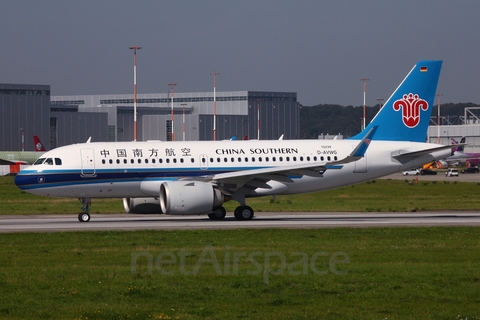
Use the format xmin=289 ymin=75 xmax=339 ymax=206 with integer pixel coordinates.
xmin=160 ymin=181 xmax=224 ymax=215
xmin=123 ymin=197 xmax=161 ymax=214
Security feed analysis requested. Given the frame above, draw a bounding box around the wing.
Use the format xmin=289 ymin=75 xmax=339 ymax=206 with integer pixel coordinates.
xmin=0 ymin=158 xmax=17 ymax=166
xmin=200 ymin=126 xmax=376 ymax=194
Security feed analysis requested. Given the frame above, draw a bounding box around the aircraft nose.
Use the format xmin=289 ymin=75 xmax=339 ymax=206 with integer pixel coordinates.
xmin=14 ymin=172 xmax=34 ymax=190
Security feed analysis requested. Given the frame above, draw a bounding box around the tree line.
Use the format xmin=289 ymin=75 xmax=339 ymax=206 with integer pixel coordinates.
xmin=299 ymin=102 xmax=480 ymax=139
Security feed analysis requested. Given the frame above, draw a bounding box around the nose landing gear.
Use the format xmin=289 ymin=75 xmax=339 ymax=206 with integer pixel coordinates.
xmin=78 ymin=198 xmax=91 ymax=222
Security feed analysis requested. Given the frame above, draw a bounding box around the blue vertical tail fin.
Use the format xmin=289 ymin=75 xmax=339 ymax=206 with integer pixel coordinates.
xmin=350 ymin=60 xmax=442 ymax=142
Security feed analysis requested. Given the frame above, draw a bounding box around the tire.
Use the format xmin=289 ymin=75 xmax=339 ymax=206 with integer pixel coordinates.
xmin=234 ymin=206 xmax=254 ymax=221
xmin=78 ymin=212 xmax=90 ymax=222
xmin=208 ymin=206 xmax=226 ymax=220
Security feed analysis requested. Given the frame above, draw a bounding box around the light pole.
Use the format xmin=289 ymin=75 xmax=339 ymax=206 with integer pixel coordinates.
xmin=129 ymin=46 xmax=142 ymax=141
xmin=181 ymin=103 xmax=187 ymax=141
xmin=360 ymin=78 xmax=369 ymax=130
xmin=168 ymin=82 xmax=177 ymax=141
xmin=256 ymin=99 xmax=261 ymax=140
xmin=377 ymin=98 xmax=384 ymax=110
xmin=437 ymin=93 xmax=442 ymax=144
xmin=20 ymin=127 xmax=24 ymax=151
xmin=272 ymin=104 xmax=276 ymax=139
xmin=210 ymin=72 xmax=219 ymax=141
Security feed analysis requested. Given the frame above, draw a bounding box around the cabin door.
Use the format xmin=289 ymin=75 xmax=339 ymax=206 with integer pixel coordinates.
xmin=354 ymin=153 xmax=367 ymax=173
xmin=80 ymin=148 xmax=96 ymax=176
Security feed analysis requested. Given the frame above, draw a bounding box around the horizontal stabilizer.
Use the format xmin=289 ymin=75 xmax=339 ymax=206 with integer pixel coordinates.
xmin=392 ymin=144 xmax=464 ymax=159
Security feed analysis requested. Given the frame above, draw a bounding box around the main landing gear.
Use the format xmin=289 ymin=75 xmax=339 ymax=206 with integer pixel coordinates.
xmin=76 ymin=198 xmax=255 ymax=222
xmin=78 ymin=198 xmax=91 ymax=222
xmin=208 ymin=205 xmax=254 ymax=221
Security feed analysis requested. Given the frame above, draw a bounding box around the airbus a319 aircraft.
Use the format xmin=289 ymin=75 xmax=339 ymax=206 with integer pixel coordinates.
xmin=15 ymin=60 xmax=454 ymax=222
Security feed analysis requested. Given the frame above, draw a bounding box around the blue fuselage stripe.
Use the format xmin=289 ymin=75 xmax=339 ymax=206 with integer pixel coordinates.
xmin=14 ymin=166 xmax=268 ymax=190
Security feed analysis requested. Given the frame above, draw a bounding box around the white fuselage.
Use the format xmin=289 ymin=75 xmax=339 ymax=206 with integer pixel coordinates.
xmin=15 ymin=139 xmax=450 ymax=199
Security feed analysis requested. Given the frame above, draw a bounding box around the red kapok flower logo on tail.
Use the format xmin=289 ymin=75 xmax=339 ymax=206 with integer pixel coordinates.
xmin=393 ymin=93 xmax=429 ymax=128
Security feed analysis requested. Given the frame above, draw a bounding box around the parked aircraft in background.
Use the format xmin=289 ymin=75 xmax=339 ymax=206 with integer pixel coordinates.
xmin=15 ymin=60 xmax=454 ymax=223
xmin=0 ymin=136 xmax=46 ymax=175
xmin=447 ymin=137 xmax=480 ymax=167
xmin=450 ymin=137 xmax=465 ymax=153
xmin=428 ymin=137 xmax=466 ymax=169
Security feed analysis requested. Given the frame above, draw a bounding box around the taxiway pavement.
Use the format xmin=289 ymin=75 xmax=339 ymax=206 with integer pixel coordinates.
xmin=1 ymin=212 xmax=480 ymax=233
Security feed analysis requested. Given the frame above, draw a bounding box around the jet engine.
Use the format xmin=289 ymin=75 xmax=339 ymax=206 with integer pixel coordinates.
xmin=123 ymin=197 xmax=161 ymax=214
xmin=160 ymin=181 xmax=224 ymax=215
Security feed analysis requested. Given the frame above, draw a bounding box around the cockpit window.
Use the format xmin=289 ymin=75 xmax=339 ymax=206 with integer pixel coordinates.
xmin=34 ymin=158 xmax=46 ymax=165
xmin=33 ymin=157 xmax=63 ymax=165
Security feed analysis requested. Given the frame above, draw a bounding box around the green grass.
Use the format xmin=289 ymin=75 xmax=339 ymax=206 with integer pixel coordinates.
xmin=1 ymin=228 xmax=480 ymax=319
xmin=2 ymin=177 xmax=480 ymax=318
xmin=2 ymin=176 xmax=480 ymax=215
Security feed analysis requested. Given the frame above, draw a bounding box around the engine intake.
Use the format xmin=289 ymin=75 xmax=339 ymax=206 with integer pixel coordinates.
xmin=160 ymin=181 xmax=224 ymax=215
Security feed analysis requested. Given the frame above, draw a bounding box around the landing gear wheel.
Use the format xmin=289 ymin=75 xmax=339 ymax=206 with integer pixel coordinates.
xmin=234 ymin=206 xmax=254 ymax=220
xmin=208 ymin=206 xmax=227 ymax=220
xmin=78 ymin=212 xmax=90 ymax=222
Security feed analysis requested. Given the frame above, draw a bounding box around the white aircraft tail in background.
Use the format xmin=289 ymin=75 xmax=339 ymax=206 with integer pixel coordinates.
xmin=15 ymin=60 xmax=453 ymax=222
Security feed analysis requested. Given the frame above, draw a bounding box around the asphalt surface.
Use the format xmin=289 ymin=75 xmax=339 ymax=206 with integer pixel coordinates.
xmin=1 ymin=212 xmax=480 ymax=233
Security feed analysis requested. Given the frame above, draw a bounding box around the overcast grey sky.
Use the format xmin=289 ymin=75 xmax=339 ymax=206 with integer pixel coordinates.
xmin=1 ymin=1 xmax=479 ymax=106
